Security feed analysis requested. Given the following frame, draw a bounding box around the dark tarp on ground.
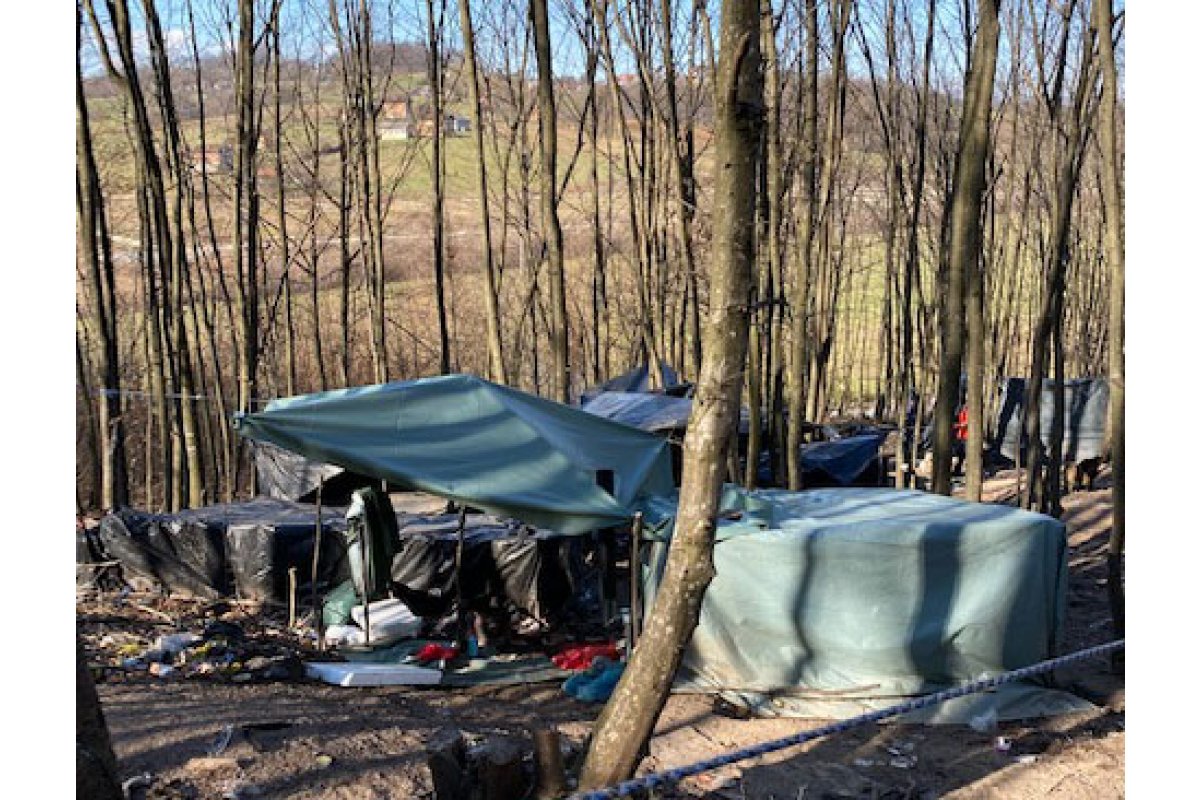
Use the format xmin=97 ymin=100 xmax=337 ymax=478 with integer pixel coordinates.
xmin=234 ymin=374 xmax=675 ymax=534
xmin=800 ymin=432 xmax=888 ymax=486
xmin=993 ymin=377 xmax=1109 ymax=464
xmin=580 ymin=391 xmax=694 ymax=433
xmin=93 ymin=500 xmax=351 ymax=601
xmin=96 ymin=509 xmax=231 ymax=599
xmin=387 ymin=514 xmax=577 ymax=625
xmin=88 ymin=499 xmax=581 ymax=621
xmin=253 ymin=440 xmax=380 ymax=505
xmin=578 ymin=363 xmax=682 ymax=405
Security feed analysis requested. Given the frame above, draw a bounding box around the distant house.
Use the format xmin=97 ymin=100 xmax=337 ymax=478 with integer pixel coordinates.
xmin=379 ymin=119 xmax=414 ymax=140
xmin=444 ymin=114 xmax=471 ymax=136
xmin=191 ymin=144 xmax=233 ymax=175
xmin=377 ymin=94 xmax=470 ymax=140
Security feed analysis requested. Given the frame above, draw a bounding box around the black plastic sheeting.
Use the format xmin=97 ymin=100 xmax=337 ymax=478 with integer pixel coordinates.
xmin=85 ymin=500 xmax=585 ymax=624
xmin=90 ymin=499 xmax=351 ymax=601
xmin=225 ymin=523 xmax=350 ymax=602
xmin=387 ymin=515 xmax=576 ymax=624
xmin=253 ymin=440 xmax=381 ymax=505
xmin=993 ymin=377 xmax=1109 ymax=464
xmin=96 ymin=509 xmax=230 ymax=599
xmin=800 ymin=432 xmax=888 ymax=486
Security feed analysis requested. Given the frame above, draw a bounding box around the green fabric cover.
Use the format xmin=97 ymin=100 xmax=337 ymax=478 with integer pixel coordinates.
xmin=642 ymin=487 xmax=1094 ymax=721
xmin=235 ymin=374 xmax=674 ymax=535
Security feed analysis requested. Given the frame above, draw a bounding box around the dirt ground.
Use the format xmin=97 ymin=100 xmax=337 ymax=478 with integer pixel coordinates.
xmin=81 ymin=473 xmax=1123 ymax=799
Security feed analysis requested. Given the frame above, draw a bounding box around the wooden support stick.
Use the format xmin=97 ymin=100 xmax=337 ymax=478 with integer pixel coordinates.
xmin=287 ymin=567 xmax=297 ymax=629
xmin=311 ymin=479 xmax=324 ymax=651
xmin=532 ymin=728 xmax=566 ymax=799
xmin=454 ymin=506 xmax=468 ymax=654
xmin=629 ymin=512 xmax=644 ymax=648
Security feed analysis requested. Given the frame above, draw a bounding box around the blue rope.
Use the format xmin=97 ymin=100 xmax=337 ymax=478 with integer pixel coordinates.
xmin=570 ymin=639 xmax=1124 ymax=799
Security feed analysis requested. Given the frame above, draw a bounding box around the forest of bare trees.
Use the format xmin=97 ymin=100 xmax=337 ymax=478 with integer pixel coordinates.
xmin=76 ymin=0 xmax=1123 ymax=527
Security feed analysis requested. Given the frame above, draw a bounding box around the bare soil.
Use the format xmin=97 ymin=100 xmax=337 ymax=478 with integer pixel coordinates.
xmin=82 ymin=474 xmax=1123 ymax=799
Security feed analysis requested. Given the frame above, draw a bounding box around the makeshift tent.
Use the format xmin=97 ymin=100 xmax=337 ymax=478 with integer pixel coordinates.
xmin=639 ymin=486 xmax=1091 ymax=722
xmin=234 ymin=374 xmax=674 ymax=534
xmin=581 ymin=391 xmax=694 ymax=434
xmin=993 ymin=377 xmax=1109 ymax=464
xmin=799 ymin=432 xmax=888 ymax=486
xmin=578 ymin=363 xmax=682 ymax=405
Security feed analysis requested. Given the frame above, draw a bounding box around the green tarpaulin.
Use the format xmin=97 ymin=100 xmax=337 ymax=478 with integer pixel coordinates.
xmin=234 ymin=374 xmax=674 ymax=534
xmin=641 ymin=486 xmax=1095 ymax=722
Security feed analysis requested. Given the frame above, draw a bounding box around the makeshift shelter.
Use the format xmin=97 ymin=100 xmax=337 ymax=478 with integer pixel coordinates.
xmin=993 ymin=377 xmax=1109 ymax=464
xmin=798 ymin=432 xmax=888 ymax=486
xmin=580 ymin=391 xmax=694 ymax=434
xmin=578 ymin=363 xmax=683 ymax=405
xmin=234 ymin=374 xmax=674 ymax=534
xmin=639 ymin=486 xmax=1091 ymax=722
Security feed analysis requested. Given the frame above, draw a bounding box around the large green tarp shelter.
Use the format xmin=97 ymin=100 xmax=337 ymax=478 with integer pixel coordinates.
xmin=640 ymin=486 xmax=1094 ymax=721
xmin=234 ymin=374 xmax=674 ymax=534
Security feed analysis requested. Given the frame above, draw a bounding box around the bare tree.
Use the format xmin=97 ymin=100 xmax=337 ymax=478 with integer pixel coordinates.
xmin=578 ymin=0 xmax=763 ymax=785
xmin=931 ymin=0 xmax=1001 ymax=496
xmin=530 ymin=0 xmax=570 ymax=401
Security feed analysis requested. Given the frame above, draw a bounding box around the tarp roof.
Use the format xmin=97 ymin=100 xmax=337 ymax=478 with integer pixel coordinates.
xmin=579 ymin=363 xmax=682 ymax=404
xmin=581 ymin=391 xmax=694 ymax=433
xmin=234 ymin=374 xmax=674 ymax=534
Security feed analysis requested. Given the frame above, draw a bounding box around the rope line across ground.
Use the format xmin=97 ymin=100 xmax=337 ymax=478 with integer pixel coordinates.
xmin=569 ymin=639 xmax=1124 ymax=800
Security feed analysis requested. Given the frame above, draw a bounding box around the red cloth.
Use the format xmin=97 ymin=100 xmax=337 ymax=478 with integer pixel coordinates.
xmin=415 ymin=644 xmax=459 ymax=664
xmin=954 ymin=407 xmax=969 ymax=441
xmin=552 ymin=643 xmax=621 ymax=671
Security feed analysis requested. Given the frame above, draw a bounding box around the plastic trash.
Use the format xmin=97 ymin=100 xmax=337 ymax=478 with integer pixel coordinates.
xmin=350 ymin=598 xmax=421 ymax=644
xmin=155 ymin=633 xmax=202 ymax=656
xmin=305 ymin=662 xmax=442 ymax=687
xmin=969 ymin=708 xmax=999 ymax=734
xmin=149 ymin=663 xmax=175 ymax=678
xmin=323 ymin=624 xmax=366 ymax=648
xmin=994 ymin=736 xmax=1013 ymax=753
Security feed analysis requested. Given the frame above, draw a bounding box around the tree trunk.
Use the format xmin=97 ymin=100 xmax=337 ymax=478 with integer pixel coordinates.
xmin=786 ymin=0 xmax=819 ymax=490
xmin=77 ymin=637 xmax=123 ymax=800
xmin=1093 ymin=0 xmax=1123 ymax=657
xmin=931 ymin=0 xmax=1000 ymax=496
xmin=577 ymin=0 xmax=762 ymax=786
xmin=531 ymin=0 xmax=570 ymax=401
xmin=459 ymin=0 xmax=507 ymax=383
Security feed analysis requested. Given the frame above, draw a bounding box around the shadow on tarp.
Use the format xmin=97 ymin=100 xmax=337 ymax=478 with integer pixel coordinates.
xmin=642 ymin=486 xmax=1094 ymax=726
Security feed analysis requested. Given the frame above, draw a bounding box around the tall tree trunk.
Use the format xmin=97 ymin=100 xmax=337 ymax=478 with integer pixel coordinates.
xmin=531 ymin=0 xmax=570 ymax=401
xmin=459 ymin=0 xmax=507 ymax=383
xmin=786 ymin=0 xmax=819 ymax=490
xmin=428 ymin=0 xmax=452 ymax=374
xmin=76 ymin=8 xmax=127 ymax=510
xmin=931 ymin=0 xmax=1000 ymax=496
xmin=578 ymin=0 xmax=762 ymax=785
xmin=1093 ymin=0 xmax=1123 ymax=656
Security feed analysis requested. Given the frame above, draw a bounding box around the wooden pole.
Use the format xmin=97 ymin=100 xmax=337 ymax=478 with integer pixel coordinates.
xmin=532 ymin=728 xmax=566 ymax=800
xmin=629 ymin=513 xmax=643 ymax=647
xmin=360 ymin=516 xmax=371 ymax=647
xmin=454 ymin=505 xmax=468 ymax=654
xmin=311 ymin=478 xmax=324 ymax=651
xmin=287 ymin=566 xmax=297 ymax=629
